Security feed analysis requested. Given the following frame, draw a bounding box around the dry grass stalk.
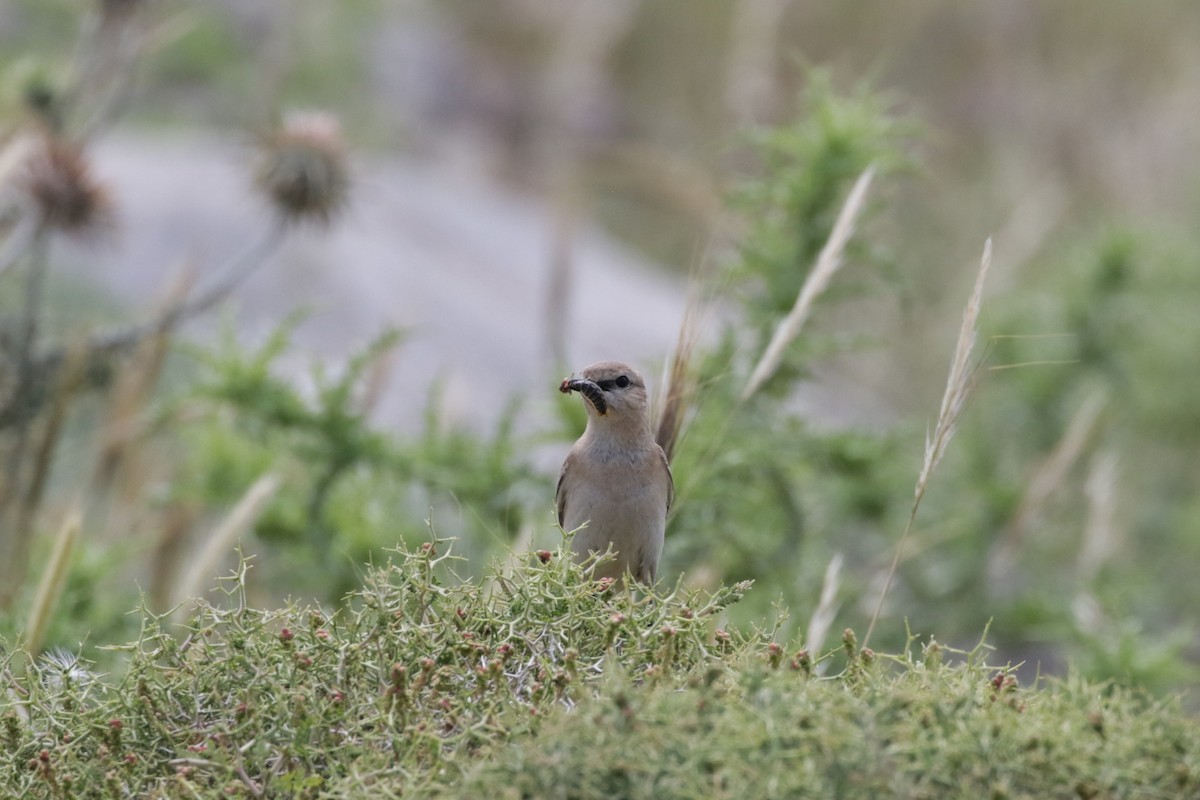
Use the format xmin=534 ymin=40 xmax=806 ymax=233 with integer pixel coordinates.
xmin=0 ymin=343 xmax=85 ymax=615
xmin=149 ymin=502 xmax=197 ymax=612
xmin=987 ymin=176 xmax=1068 ymax=294
xmin=13 ymin=346 xmax=87 ymax=560
xmin=93 ymin=285 xmax=179 ymax=502
xmin=1072 ymin=449 xmax=1118 ymax=637
xmin=545 ymin=0 xmax=641 ymax=121
xmin=172 ymin=472 xmax=281 ymax=619
xmin=986 ymin=390 xmax=1106 ymax=591
xmin=1019 ymin=392 xmax=1105 ymax=521
xmin=916 ymin=238 xmax=993 ymax=495
xmin=740 ymin=165 xmax=875 ymax=402
xmin=359 ymin=345 xmax=397 ymax=417
xmin=0 ymin=133 xmax=38 ymax=191
xmin=804 ymin=551 xmax=843 ymax=672
xmin=1071 ymin=448 xmax=1118 ymax=639
xmin=1078 ymin=449 xmax=1119 ymax=583
xmin=3 ymin=363 xmax=76 ymax=612
xmin=0 ymin=211 xmax=40 ymax=279
xmin=725 ymin=0 xmax=790 ymax=122
xmin=863 ymin=238 xmax=993 ymax=647
xmin=24 ymin=512 xmax=81 ymax=656
xmin=3 ymin=666 xmax=30 ymax=724
xmin=655 ymin=283 xmax=707 ymax=465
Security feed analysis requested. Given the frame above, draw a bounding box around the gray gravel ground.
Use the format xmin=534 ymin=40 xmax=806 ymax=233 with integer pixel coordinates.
xmin=62 ymin=133 xmax=689 ymax=438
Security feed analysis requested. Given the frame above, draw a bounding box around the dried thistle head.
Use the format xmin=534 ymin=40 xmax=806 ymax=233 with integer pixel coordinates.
xmin=21 ymin=138 xmax=114 ymax=236
xmin=255 ymin=111 xmax=350 ymax=226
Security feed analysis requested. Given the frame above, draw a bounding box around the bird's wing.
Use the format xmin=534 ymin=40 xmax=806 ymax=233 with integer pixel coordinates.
xmin=555 ymin=455 xmax=570 ymax=527
xmin=659 ymin=444 xmax=674 ymax=512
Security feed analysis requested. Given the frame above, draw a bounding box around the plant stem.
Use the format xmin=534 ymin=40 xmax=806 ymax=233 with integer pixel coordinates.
xmin=0 ymin=229 xmax=51 ymax=611
xmin=8 ymin=220 xmax=288 ymax=431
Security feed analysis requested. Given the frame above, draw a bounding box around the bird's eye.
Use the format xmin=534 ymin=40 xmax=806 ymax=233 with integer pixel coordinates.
xmin=615 ymin=375 xmax=630 ymax=388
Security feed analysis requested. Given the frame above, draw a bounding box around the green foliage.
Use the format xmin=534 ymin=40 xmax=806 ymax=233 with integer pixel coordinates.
xmin=170 ymin=319 xmax=540 ymax=602
xmin=915 ymin=225 xmax=1200 ymax=685
xmin=2 ymin=550 xmax=1196 ymax=799
xmin=0 ymin=533 xmax=145 ymax=656
xmin=180 ymin=317 xmax=396 ymax=543
xmin=732 ymin=70 xmax=912 ymax=345
xmin=453 ymin=663 xmax=1197 ymax=800
xmin=139 ymin=2 xmax=384 ymax=128
xmin=6 ymin=0 xmax=1199 ymax=705
xmin=665 ymin=77 xmax=915 ymax=625
xmin=664 ymin=79 xmax=1198 ymax=694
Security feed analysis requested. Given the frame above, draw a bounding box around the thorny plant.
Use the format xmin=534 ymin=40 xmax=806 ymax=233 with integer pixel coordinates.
xmin=0 ymin=2 xmax=351 ymax=615
xmin=0 ymin=540 xmax=758 ymax=796
xmin=2 ymin=540 xmax=1196 ymax=799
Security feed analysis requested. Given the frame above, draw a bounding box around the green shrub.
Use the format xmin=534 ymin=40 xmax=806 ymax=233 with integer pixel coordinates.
xmin=2 ymin=545 xmax=1196 ymax=799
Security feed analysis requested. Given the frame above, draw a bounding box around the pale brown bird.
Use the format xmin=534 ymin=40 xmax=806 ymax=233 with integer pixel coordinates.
xmin=556 ymin=361 xmax=673 ymax=584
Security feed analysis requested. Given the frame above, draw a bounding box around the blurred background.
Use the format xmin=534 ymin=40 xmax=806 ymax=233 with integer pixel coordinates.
xmin=2 ymin=0 xmax=1199 ymax=691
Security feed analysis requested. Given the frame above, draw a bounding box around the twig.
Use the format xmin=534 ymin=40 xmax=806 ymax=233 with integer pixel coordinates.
xmin=17 ymin=233 xmax=51 ymax=380
xmin=0 ymin=232 xmax=51 ymax=604
xmin=12 ymin=347 xmax=85 ymax=579
xmin=233 ymin=761 xmax=264 ymax=799
xmin=83 ymin=220 xmax=287 ymax=359
xmin=14 ymin=221 xmax=287 ymax=422
xmin=0 ymin=208 xmax=41 ymax=280
xmin=67 ymin=2 xmax=154 ymax=140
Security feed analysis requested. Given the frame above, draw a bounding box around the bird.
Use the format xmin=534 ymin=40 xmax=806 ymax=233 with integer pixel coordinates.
xmin=556 ymin=360 xmax=673 ymax=585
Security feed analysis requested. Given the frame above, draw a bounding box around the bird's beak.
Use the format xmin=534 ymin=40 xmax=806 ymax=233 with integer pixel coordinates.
xmin=559 ymin=377 xmax=608 ymax=415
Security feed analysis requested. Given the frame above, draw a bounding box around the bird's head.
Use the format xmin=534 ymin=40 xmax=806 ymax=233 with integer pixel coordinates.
xmin=559 ymin=361 xmax=650 ymax=425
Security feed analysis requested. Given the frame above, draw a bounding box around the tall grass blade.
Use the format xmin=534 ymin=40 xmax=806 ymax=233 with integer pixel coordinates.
xmin=1078 ymin=449 xmax=1119 ymax=583
xmin=916 ymin=238 xmax=992 ymax=495
xmin=172 ymin=472 xmax=281 ymax=618
xmin=986 ymin=390 xmax=1106 ymax=590
xmin=655 ymin=283 xmax=706 ymax=464
xmin=740 ymin=165 xmax=875 ymax=402
xmin=25 ymin=512 xmax=81 ymax=656
xmin=864 ymin=238 xmax=992 ymax=647
xmin=805 ymin=551 xmax=843 ymax=673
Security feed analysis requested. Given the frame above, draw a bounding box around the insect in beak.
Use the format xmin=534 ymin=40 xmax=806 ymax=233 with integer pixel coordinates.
xmin=560 ymin=377 xmax=608 ymax=415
